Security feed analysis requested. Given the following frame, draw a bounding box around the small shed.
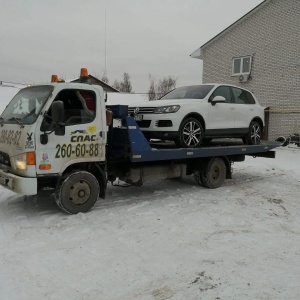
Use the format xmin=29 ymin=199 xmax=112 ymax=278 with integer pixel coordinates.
xmin=71 ymin=75 xmax=119 ymax=93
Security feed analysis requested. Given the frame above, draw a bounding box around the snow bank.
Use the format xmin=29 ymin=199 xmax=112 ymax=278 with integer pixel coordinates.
xmin=106 ymin=93 xmax=148 ymax=106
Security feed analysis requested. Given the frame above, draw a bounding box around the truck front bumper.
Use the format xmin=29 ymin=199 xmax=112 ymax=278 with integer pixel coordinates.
xmin=0 ymin=170 xmax=37 ymax=195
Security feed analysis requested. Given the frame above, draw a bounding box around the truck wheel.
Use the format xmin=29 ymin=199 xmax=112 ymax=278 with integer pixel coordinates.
xmin=176 ymin=117 xmax=203 ymax=148
xmin=201 ymin=158 xmax=226 ymax=189
xmin=55 ymin=170 xmax=100 ymax=214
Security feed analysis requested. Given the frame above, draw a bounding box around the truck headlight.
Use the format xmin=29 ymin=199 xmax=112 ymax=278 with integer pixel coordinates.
xmin=15 ymin=153 xmax=27 ymax=170
xmin=153 ymin=105 xmax=180 ymax=114
xmin=14 ymin=152 xmax=36 ymax=171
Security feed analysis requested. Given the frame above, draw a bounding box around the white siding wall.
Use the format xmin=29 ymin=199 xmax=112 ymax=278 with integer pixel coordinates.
xmin=201 ymin=0 xmax=300 ymax=139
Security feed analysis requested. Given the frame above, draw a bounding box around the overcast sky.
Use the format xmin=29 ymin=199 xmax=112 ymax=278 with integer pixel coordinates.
xmin=0 ymin=0 xmax=263 ymax=92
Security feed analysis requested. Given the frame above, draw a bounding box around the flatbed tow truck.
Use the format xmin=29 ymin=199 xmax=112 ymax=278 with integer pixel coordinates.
xmin=0 ymin=69 xmax=280 ymax=214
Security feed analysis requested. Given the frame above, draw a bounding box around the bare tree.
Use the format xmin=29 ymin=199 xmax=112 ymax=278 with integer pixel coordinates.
xmin=120 ymin=73 xmax=133 ymax=93
xmin=112 ymin=80 xmax=121 ymax=91
xmin=148 ymin=75 xmax=176 ymax=100
xmin=157 ymin=76 xmax=176 ymax=97
xmin=148 ymin=75 xmax=156 ymax=101
xmin=101 ymin=73 xmax=109 ymax=84
xmin=112 ymin=73 xmax=133 ymax=93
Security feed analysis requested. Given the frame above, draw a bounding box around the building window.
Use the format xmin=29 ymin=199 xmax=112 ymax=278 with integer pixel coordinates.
xmin=232 ymin=56 xmax=252 ymax=75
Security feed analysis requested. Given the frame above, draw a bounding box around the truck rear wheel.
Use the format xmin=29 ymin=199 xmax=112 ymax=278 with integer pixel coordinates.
xmin=198 ymin=158 xmax=226 ymax=189
xmin=55 ymin=170 xmax=100 ymax=214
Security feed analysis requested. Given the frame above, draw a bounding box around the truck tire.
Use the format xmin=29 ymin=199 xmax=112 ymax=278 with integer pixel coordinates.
xmin=55 ymin=170 xmax=100 ymax=214
xmin=201 ymin=158 xmax=226 ymax=189
xmin=275 ymin=136 xmax=288 ymax=147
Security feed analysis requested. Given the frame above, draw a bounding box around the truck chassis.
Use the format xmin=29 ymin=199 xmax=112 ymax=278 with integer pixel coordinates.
xmin=52 ymin=109 xmax=279 ymax=214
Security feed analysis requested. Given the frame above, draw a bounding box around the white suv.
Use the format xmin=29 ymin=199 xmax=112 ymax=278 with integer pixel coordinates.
xmin=128 ymin=84 xmax=264 ymax=148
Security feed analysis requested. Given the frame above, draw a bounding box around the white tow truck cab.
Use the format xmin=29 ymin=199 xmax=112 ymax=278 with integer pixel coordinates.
xmin=0 ymin=68 xmax=280 ymax=214
xmin=0 ymin=69 xmax=108 ymax=213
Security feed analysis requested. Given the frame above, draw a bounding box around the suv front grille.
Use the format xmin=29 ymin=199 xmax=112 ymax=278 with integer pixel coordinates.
xmin=0 ymin=151 xmax=11 ymax=167
xmin=128 ymin=107 xmax=156 ymax=114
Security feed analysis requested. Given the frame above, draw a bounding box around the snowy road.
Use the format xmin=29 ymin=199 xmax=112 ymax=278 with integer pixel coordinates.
xmin=0 ymin=148 xmax=299 ymax=300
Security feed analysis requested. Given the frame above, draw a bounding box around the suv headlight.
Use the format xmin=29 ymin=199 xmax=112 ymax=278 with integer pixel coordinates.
xmin=153 ymin=105 xmax=180 ymax=114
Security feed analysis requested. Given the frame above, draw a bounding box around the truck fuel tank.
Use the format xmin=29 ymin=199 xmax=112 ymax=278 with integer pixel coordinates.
xmin=119 ymin=163 xmax=187 ymax=186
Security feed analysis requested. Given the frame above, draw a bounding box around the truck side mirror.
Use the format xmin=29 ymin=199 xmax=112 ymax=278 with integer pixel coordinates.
xmin=52 ymin=101 xmax=65 ymax=136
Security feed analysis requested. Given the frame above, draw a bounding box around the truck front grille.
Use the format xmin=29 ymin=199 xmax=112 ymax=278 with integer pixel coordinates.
xmin=0 ymin=151 xmax=11 ymax=167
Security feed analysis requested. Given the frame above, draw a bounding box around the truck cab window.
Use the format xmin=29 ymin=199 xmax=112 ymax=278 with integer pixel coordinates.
xmin=41 ymin=89 xmax=96 ymax=130
xmin=1 ymin=85 xmax=53 ymax=125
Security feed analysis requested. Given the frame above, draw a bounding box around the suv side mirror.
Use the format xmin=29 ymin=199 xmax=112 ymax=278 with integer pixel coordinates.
xmin=51 ymin=101 xmax=65 ymax=136
xmin=211 ymin=95 xmax=226 ymax=106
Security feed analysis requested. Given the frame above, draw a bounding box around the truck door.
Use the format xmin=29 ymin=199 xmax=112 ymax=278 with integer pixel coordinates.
xmin=35 ymin=87 xmax=106 ymax=175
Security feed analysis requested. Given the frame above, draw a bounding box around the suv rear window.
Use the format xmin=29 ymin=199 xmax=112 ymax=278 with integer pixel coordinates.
xmin=231 ymin=87 xmax=255 ymax=104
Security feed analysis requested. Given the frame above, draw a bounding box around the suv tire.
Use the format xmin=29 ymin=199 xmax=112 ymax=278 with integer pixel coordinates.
xmin=176 ymin=117 xmax=203 ymax=148
xmin=244 ymin=121 xmax=261 ymax=145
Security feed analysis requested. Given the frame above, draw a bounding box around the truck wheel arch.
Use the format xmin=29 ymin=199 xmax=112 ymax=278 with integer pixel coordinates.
xmin=60 ymin=162 xmax=106 ymax=199
xmin=55 ymin=170 xmax=100 ymax=214
xmin=193 ymin=156 xmax=231 ymax=188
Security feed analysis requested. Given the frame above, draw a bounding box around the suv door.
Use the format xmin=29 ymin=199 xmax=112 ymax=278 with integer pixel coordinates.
xmin=207 ymin=86 xmax=235 ymax=134
xmin=231 ymin=87 xmax=256 ymax=131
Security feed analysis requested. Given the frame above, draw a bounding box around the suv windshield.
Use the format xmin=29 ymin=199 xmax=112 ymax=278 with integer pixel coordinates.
xmin=1 ymin=85 xmax=54 ymax=125
xmin=160 ymin=85 xmax=214 ymax=100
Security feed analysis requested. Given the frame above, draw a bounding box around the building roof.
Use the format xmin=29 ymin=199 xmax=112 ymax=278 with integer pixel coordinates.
xmin=190 ymin=0 xmax=270 ymax=59
xmin=71 ymin=75 xmax=120 ymax=93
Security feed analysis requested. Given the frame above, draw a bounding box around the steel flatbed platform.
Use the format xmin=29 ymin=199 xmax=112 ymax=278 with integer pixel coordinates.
xmin=108 ymin=117 xmax=280 ymax=163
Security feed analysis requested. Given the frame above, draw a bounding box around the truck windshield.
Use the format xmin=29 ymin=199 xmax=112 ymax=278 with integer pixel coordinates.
xmin=160 ymin=85 xmax=214 ymax=100
xmin=1 ymin=85 xmax=54 ymax=125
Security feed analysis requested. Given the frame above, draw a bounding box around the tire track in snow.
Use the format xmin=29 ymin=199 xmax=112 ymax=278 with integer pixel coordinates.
xmin=0 ymin=189 xmax=60 ymax=239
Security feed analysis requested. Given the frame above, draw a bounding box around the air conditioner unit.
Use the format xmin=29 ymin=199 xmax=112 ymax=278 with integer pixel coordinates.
xmin=238 ymin=74 xmax=249 ymax=83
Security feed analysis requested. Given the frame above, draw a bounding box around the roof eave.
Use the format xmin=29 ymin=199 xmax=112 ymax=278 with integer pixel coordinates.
xmin=190 ymin=47 xmax=203 ymax=60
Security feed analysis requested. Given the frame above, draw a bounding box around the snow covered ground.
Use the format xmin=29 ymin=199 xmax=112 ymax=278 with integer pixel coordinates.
xmin=0 ymin=147 xmax=299 ymax=300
